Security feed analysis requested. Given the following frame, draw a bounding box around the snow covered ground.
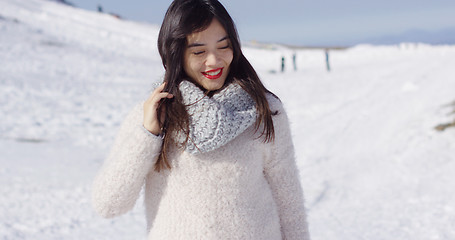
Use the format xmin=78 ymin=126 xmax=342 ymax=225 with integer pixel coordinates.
xmin=1 ymin=0 xmax=455 ymax=239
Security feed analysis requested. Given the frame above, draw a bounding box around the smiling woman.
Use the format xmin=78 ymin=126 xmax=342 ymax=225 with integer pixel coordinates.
xmin=183 ymin=19 xmax=233 ymax=91
xmin=91 ymin=0 xmax=311 ymax=239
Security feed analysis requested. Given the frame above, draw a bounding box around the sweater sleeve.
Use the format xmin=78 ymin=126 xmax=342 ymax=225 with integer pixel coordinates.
xmin=263 ymin=96 xmax=311 ymax=240
xmin=92 ymin=102 xmax=163 ymax=218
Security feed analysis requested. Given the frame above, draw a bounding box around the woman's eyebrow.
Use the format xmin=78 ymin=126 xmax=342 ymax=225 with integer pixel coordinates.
xmin=187 ymin=42 xmax=205 ymax=48
xmin=187 ymin=36 xmax=229 ymax=48
xmin=218 ymin=36 xmax=229 ymax=42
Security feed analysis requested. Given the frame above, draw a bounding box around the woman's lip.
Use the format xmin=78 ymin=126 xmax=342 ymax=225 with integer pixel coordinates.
xmin=202 ymin=68 xmax=223 ymax=79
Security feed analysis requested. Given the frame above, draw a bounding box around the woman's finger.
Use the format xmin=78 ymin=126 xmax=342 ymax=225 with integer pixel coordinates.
xmin=152 ymin=82 xmax=166 ymax=95
xmin=146 ymin=92 xmax=173 ymax=106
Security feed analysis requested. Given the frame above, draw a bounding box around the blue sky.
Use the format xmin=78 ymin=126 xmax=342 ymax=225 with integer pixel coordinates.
xmin=71 ymin=0 xmax=455 ymax=46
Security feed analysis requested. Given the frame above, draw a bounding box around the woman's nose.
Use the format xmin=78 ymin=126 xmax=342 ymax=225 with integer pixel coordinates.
xmin=205 ymin=51 xmax=219 ymax=66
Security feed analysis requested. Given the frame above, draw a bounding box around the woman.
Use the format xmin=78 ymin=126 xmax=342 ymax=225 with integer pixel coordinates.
xmin=92 ymin=0 xmax=310 ymax=239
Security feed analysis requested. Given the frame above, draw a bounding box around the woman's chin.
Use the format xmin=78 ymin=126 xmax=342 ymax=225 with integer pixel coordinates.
xmin=197 ymin=78 xmax=226 ymax=92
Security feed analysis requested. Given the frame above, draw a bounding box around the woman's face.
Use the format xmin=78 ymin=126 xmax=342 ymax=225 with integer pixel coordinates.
xmin=183 ymin=18 xmax=234 ymax=91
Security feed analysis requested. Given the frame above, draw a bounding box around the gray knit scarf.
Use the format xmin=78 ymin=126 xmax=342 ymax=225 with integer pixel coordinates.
xmin=175 ymin=80 xmax=257 ymax=154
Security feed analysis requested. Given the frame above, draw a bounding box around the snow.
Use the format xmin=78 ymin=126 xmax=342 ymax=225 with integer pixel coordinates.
xmin=1 ymin=0 xmax=455 ymax=239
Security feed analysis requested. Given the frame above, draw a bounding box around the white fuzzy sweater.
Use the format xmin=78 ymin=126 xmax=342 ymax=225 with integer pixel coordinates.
xmin=92 ymin=91 xmax=310 ymax=239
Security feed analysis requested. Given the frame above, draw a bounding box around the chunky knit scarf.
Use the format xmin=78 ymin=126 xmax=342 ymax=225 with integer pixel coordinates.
xmin=175 ymin=80 xmax=257 ymax=154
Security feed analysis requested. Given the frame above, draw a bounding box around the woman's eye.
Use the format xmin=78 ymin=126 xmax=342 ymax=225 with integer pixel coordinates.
xmin=219 ymin=45 xmax=230 ymax=49
xmin=193 ymin=51 xmax=205 ymax=55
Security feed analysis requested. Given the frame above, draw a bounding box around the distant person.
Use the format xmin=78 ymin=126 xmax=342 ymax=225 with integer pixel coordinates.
xmin=281 ymin=56 xmax=285 ymax=72
xmin=91 ymin=0 xmax=310 ymax=239
xmin=293 ymin=52 xmax=297 ymax=71
xmin=97 ymin=4 xmax=103 ymax=13
xmin=325 ymin=48 xmax=331 ymax=72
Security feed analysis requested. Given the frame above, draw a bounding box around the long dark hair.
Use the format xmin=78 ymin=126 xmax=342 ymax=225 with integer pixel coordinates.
xmin=155 ymin=0 xmax=277 ymax=171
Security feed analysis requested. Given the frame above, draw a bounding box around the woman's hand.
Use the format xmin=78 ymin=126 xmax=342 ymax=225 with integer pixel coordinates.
xmin=143 ymin=83 xmax=174 ymax=136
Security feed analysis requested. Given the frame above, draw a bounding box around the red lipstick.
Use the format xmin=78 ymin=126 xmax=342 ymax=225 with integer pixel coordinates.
xmin=202 ymin=68 xmax=223 ymax=80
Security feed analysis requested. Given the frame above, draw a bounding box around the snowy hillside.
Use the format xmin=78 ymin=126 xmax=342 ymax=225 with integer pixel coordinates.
xmin=1 ymin=0 xmax=455 ymax=239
